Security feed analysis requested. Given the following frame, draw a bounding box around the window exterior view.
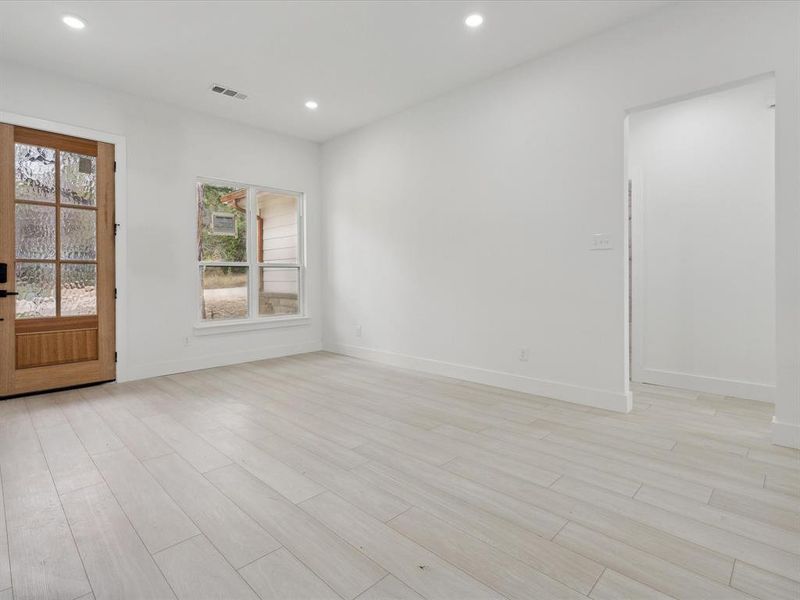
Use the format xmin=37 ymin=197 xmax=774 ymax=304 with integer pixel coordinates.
xmin=197 ymin=179 xmax=303 ymax=323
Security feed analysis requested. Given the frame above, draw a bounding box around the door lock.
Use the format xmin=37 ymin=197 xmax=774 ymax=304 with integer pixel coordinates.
xmin=0 ymin=290 xmax=19 ymax=298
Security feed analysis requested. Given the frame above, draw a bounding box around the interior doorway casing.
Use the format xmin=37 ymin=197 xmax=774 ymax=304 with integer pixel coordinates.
xmin=0 ymin=111 xmax=129 ymax=384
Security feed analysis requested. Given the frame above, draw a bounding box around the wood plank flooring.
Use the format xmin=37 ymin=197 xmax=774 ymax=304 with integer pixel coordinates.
xmin=0 ymin=351 xmax=798 ymax=600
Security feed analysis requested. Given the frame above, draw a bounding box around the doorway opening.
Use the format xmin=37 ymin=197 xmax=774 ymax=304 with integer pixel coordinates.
xmin=625 ymin=75 xmax=776 ymax=411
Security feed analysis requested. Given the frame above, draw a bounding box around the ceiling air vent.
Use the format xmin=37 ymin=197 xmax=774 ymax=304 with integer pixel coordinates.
xmin=210 ymin=84 xmax=247 ymax=100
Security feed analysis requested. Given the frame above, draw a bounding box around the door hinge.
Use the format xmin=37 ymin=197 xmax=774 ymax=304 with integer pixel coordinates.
xmin=114 ymin=352 xmax=118 ymax=362
xmin=113 ymin=161 xmax=117 ymax=172
xmin=114 ymin=288 xmax=117 ymax=300
xmin=114 ymin=223 xmax=120 ymax=236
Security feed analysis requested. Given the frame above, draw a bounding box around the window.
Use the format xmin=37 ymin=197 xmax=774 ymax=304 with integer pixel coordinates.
xmin=197 ymin=179 xmax=304 ymax=327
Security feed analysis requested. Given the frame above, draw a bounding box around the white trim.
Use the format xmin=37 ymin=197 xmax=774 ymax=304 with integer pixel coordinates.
xmin=0 ymin=110 xmax=129 ymax=382
xmin=126 ymin=340 xmax=322 ymax=381
xmin=247 ymin=185 xmax=258 ymax=320
xmin=629 ymin=168 xmax=647 ymax=385
xmin=621 ymin=115 xmax=632 ymax=403
xmin=635 ymin=367 xmax=774 ymax=403
xmin=326 ymin=342 xmax=632 ymax=413
xmin=194 ymin=315 xmax=310 ymax=336
xmin=772 ymin=416 xmax=800 ymax=449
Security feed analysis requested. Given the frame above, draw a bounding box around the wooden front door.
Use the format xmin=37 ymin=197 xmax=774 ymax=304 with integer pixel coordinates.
xmin=0 ymin=124 xmax=115 ymax=397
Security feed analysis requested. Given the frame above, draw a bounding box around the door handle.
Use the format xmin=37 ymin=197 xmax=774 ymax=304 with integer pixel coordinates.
xmin=0 ymin=290 xmax=19 ymax=298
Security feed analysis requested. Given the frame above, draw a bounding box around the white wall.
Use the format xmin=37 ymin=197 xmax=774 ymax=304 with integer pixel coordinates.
xmin=0 ymin=60 xmax=323 ymax=380
xmin=630 ymin=78 xmax=775 ymax=402
xmin=322 ymin=0 xmax=800 ymax=431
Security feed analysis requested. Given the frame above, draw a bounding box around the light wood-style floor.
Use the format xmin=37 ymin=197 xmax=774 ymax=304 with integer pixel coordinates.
xmin=0 ymin=352 xmax=798 ymax=600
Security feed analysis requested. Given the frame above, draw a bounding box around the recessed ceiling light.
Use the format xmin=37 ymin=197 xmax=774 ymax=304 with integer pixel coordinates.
xmin=304 ymin=100 xmax=319 ymax=110
xmin=62 ymin=15 xmax=86 ymax=30
xmin=465 ymin=13 xmax=484 ymax=28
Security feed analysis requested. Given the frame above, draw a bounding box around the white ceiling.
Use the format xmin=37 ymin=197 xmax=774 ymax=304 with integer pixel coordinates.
xmin=0 ymin=1 xmax=669 ymax=142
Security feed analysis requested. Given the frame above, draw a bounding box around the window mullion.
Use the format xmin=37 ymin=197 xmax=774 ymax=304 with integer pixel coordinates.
xmin=298 ymin=195 xmax=305 ymax=316
xmin=247 ymin=186 xmax=258 ymax=320
xmin=299 ymin=196 xmax=304 ymax=265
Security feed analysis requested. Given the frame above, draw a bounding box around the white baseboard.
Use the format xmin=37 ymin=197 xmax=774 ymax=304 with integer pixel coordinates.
xmin=772 ymin=416 xmax=800 ymax=449
xmin=635 ymin=367 xmax=774 ymax=403
xmin=326 ymin=342 xmax=632 ymax=413
xmin=123 ymin=340 xmax=323 ymax=381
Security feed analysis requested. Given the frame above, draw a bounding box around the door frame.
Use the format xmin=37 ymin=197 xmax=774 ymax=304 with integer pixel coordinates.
xmin=0 ymin=111 xmax=129 ymax=383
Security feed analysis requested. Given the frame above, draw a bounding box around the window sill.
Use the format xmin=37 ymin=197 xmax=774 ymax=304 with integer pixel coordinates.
xmin=193 ymin=315 xmax=310 ymax=336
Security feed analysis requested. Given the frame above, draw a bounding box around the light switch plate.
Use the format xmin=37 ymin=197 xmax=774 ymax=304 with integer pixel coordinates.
xmin=589 ymin=233 xmax=613 ymax=251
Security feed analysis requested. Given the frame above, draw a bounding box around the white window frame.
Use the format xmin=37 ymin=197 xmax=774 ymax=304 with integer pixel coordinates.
xmin=194 ymin=177 xmax=308 ymax=334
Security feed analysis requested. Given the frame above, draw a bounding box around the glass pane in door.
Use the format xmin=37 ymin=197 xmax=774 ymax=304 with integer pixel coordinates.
xmin=13 ymin=142 xmax=99 ymax=321
xmin=15 ymin=204 xmax=56 ymax=259
xmin=60 ymin=207 xmax=97 ymax=260
xmin=60 ymin=151 xmax=97 ymax=206
xmin=61 ymin=264 xmax=97 ymax=316
xmin=15 ymin=144 xmax=56 ymax=202
xmin=16 ymin=263 xmax=56 ymax=318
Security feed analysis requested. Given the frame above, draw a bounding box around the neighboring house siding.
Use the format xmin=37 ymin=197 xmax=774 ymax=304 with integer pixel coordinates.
xmin=259 ymin=193 xmax=299 ymax=314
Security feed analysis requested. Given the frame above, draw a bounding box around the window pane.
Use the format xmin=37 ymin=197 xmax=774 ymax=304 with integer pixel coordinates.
xmin=16 ymin=204 xmax=56 ymax=259
xmin=258 ymin=267 xmax=299 ymax=316
xmin=16 ymin=263 xmax=56 ymax=319
xmin=198 ymin=183 xmax=247 ymax=262
xmin=62 ymin=264 xmax=97 ymax=316
xmin=61 ymin=207 xmax=97 ymax=260
xmin=60 ymin=151 xmax=96 ymax=206
xmin=256 ymin=191 xmax=298 ymax=264
xmin=15 ymin=144 xmax=56 ymax=202
xmin=201 ymin=266 xmax=248 ymax=320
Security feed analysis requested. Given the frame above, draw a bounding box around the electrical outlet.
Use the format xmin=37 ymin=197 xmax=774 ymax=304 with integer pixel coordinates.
xmin=518 ymin=347 xmax=529 ymax=362
xmin=183 ymin=336 xmax=190 ymax=347
xmin=589 ymin=233 xmax=613 ymax=251
xmin=355 ymin=324 xmax=362 ymax=338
